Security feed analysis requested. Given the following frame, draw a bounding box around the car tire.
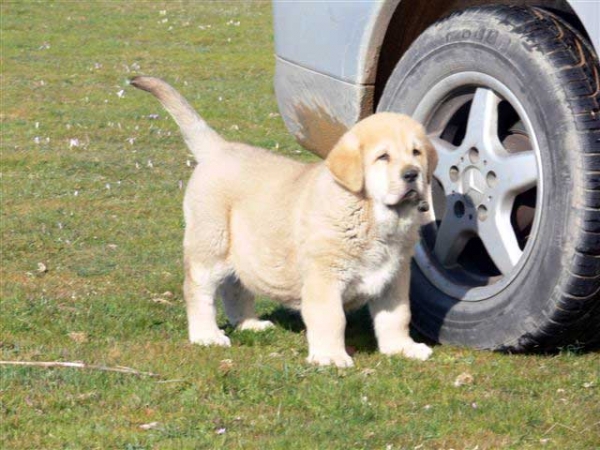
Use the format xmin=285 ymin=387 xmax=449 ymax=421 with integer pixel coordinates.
xmin=378 ymin=5 xmax=600 ymax=351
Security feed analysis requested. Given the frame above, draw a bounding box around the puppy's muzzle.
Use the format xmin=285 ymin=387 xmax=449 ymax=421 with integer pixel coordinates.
xmin=402 ymin=167 xmax=430 ymax=211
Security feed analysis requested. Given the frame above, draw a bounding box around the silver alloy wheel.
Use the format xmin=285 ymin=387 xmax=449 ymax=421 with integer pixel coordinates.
xmin=412 ymin=72 xmax=543 ymax=301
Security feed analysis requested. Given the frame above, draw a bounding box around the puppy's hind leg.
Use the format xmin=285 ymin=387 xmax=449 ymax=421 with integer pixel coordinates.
xmin=220 ymin=277 xmax=274 ymax=331
xmin=184 ymin=258 xmax=232 ymax=347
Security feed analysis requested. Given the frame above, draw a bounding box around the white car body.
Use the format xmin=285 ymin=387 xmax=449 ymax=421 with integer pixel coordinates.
xmin=273 ymin=0 xmax=600 ymax=156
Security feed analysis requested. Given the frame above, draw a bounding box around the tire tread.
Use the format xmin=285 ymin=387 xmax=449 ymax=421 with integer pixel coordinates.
xmin=493 ymin=6 xmax=600 ymax=351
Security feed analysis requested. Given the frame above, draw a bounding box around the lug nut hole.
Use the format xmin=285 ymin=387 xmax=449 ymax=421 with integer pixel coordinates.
xmin=486 ymin=171 xmax=498 ymax=188
xmin=454 ymin=200 xmax=465 ymax=218
xmin=449 ymin=166 xmax=460 ymax=182
xmin=477 ymin=205 xmax=488 ymax=221
xmin=469 ymin=148 xmax=480 ymax=163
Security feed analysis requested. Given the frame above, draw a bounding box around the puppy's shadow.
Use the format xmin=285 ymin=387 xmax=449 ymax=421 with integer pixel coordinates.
xmin=262 ymin=307 xmax=305 ymax=333
xmin=262 ymin=306 xmax=379 ymax=354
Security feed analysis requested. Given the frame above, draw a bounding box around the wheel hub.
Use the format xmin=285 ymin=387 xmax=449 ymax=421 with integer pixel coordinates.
xmin=459 ymin=164 xmax=487 ymax=207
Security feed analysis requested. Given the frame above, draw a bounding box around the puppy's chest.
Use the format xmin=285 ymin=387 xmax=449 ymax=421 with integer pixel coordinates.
xmin=346 ymin=239 xmax=404 ymax=300
xmin=343 ymin=210 xmax=418 ymax=305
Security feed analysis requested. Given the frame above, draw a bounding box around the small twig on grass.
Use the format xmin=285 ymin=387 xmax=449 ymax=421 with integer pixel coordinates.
xmin=543 ymin=422 xmax=579 ymax=435
xmin=579 ymin=421 xmax=600 ymax=435
xmin=156 ymin=378 xmax=187 ymax=384
xmin=0 ymin=360 xmax=160 ymax=378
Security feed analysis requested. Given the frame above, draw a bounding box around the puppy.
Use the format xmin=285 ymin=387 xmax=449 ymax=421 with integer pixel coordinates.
xmin=131 ymin=76 xmax=437 ymax=367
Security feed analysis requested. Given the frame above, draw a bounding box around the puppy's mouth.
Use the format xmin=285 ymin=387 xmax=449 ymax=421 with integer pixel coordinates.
xmin=385 ymin=189 xmax=429 ymax=212
xmin=402 ymin=189 xmax=420 ymax=202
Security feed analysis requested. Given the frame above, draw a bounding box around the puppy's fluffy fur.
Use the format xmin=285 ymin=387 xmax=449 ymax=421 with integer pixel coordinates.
xmin=131 ymin=76 xmax=437 ymax=367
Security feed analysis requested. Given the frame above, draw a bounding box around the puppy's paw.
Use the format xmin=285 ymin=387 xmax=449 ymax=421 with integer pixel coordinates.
xmin=307 ymin=351 xmax=354 ymax=368
xmin=380 ymin=341 xmax=432 ymax=361
xmin=401 ymin=342 xmax=433 ymax=361
xmin=189 ymin=329 xmax=231 ymax=347
xmin=237 ymin=319 xmax=275 ymax=332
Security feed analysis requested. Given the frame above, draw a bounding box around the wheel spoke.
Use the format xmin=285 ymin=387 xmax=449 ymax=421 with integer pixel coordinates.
xmin=497 ymin=150 xmax=538 ymax=195
xmin=433 ymin=197 xmax=475 ymax=267
xmin=478 ymin=209 xmax=522 ymax=275
xmin=429 ymin=135 xmax=457 ymax=155
xmin=463 ymin=88 xmax=501 ymax=149
xmin=429 ymin=136 xmax=459 ymax=191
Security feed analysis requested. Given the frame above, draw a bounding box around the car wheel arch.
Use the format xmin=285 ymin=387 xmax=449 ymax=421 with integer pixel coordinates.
xmin=370 ymin=0 xmax=593 ymax=108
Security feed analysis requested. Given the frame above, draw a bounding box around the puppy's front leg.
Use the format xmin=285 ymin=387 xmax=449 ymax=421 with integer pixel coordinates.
xmin=369 ymin=269 xmax=432 ymax=361
xmin=301 ymin=274 xmax=353 ymax=368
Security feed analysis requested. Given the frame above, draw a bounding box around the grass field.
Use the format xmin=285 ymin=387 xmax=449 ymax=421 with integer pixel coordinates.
xmin=1 ymin=2 xmax=599 ymax=449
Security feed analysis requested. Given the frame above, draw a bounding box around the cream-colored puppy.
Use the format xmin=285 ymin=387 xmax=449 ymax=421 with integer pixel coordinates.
xmin=131 ymin=76 xmax=437 ymax=367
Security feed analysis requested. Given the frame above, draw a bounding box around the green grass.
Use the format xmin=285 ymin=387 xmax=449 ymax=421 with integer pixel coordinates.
xmin=1 ymin=2 xmax=599 ymax=449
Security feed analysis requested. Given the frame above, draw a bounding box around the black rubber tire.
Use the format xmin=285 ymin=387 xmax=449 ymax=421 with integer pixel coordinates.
xmin=378 ymin=5 xmax=600 ymax=351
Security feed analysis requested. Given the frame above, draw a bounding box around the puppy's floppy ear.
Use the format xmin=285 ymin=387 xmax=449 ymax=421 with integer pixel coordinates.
xmin=325 ymin=132 xmax=364 ymax=193
xmin=422 ymin=138 xmax=438 ymax=184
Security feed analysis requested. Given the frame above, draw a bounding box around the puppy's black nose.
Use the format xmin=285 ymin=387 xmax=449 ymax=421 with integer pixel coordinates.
xmin=402 ymin=168 xmax=419 ymax=183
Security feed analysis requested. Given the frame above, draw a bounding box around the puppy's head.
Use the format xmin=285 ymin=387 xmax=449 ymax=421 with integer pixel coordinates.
xmin=326 ymin=113 xmax=438 ymax=208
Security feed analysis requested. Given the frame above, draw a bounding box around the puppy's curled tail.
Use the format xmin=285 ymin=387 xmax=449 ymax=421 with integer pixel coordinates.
xmin=130 ymin=76 xmax=223 ymax=160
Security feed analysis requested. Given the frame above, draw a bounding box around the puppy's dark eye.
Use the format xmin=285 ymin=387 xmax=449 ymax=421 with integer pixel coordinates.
xmin=413 ymin=148 xmax=422 ymax=157
xmin=377 ymin=153 xmax=390 ymax=162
